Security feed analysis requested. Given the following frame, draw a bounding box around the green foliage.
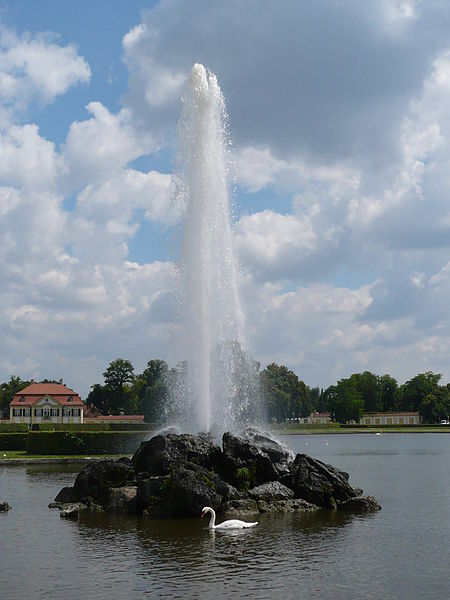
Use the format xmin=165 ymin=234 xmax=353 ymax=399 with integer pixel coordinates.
xmin=26 ymin=431 xmax=147 ymax=455
xmin=0 ymin=433 xmax=28 ymax=450
xmin=260 ymin=363 xmax=311 ymax=423
xmin=0 ymin=422 xmax=29 ymax=432
xmin=102 ymin=358 xmax=136 ymax=414
xmin=0 ymin=376 xmax=30 ymax=415
xmin=137 ymin=359 xmax=170 ymax=424
xmin=326 ymin=378 xmax=364 ymax=424
xmin=236 ymin=466 xmax=257 ymax=492
xmin=198 ymin=470 xmax=217 ymax=491
xmin=36 ymin=422 xmax=110 ymax=431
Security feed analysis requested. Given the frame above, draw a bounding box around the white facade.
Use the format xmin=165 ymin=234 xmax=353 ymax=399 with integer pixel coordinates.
xmin=10 ymin=394 xmax=83 ymax=424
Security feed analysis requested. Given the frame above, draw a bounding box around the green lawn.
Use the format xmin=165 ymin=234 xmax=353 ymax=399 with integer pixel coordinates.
xmin=1 ymin=450 xmax=130 ymax=460
xmin=272 ymin=425 xmax=450 ymax=434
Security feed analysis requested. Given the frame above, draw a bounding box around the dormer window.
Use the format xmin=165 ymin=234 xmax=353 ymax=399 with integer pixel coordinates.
xmin=68 ymin=396 xmax=73 ymax=402
xmin=19 ymin=396 xmax=25 ymax=402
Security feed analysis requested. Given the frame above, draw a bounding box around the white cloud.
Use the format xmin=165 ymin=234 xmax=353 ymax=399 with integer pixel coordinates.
xmin=62 ymin=102 xmax=152 ymax=189
xmin=0 ymin=28 xmax=90 ymax=112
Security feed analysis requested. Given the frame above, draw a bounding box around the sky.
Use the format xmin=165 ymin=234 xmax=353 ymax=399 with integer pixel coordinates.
xmin=1 ymin=0 xmax=450 ymax=398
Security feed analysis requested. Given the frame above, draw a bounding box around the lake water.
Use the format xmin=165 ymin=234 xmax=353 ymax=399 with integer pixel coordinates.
xmin=1 ymin=433 xmax=449 ymax=599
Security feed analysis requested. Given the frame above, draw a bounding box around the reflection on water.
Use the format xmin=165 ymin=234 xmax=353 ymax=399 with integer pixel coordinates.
xmin=1 ymin=433 xmax=450 ymax=599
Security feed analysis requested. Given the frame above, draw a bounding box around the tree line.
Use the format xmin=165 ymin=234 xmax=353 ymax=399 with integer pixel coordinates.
xmin=1 ymin=359 xmax=449 ymax=424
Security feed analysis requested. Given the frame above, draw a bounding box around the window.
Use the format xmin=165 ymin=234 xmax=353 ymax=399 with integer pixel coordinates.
xmin=68 ymin=396 xmax=73 ymax=402
xmin=50 ymin=408 xmax=59 ymax=417
xmin=35 ymin=409 xmax=43 ymax=417
xmin=19 ymin=396 xmax=25 ymax=402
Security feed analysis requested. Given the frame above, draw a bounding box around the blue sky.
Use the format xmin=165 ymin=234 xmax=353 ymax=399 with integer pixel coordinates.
xmin=1 ymin=0 xmax=450 ymax=397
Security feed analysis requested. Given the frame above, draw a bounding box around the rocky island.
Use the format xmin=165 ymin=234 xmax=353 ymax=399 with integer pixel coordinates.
xmin=52 ymin=429 xmax=381 ymax=519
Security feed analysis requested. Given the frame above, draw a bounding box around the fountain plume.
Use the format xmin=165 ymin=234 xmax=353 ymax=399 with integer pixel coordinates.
xmin=175 ymin=64 xmax=257 ymax=434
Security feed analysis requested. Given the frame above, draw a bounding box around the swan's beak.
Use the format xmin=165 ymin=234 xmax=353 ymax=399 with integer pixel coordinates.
xmin=201 ymin=512 xmax=205 ymax=519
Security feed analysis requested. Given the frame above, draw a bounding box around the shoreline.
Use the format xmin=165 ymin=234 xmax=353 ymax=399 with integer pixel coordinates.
xmin=273 ymin=427 xmax=450 ymax=435
xmin=0 ymin=455 xmax=130 ymax=465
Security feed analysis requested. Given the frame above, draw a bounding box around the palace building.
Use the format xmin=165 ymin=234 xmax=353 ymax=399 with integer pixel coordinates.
xmin=10 ymin=381 xmax=84 ymax=425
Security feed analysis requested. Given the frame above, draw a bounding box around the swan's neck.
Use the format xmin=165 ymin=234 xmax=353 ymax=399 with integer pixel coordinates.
xmin=208 ymin=509 xmax=216 ymax=528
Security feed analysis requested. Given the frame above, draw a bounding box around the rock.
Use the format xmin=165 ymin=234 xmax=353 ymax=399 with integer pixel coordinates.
xmin=137 ymin=474 xmax=171 ymax=513
xmin=54 ymin=486 xmax=79 ymax=504
xmin=289 ymin=453 xmax=360 ymax=508
xmin=258 ymin=499 xmax=319 ymax=513
xmin=221 ymin=499 xmax=259 ymax=517
xmin=249 ymin=481 xmax=294 ymax=502
xmin=106 ymin=486 xmax=137 ymax=514
xmin=222 ymin=432 xmax=279 ymax=487
xmin=338 ymin=495 xmax=382 ymax=512
xmin=243 ymin=428 xmax=293 ymax=475
xmin=0 ymin=501 xmax=11 ymax=512
xmin=161 ymin=465 xmax=223 ymax=517
xmin=133 ymin=433 xmax=222 ymax=476
xmin=60 ymin=504 xmax=82 ymax=519
xmin=72 ymin=458 xmax=136 ymax=506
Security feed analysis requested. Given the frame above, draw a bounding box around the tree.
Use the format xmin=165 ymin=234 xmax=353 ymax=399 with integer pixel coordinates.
xmin=137 ymin=359 xmax=169 ymax=424
xmin=85 ymin=383 xmax=110 ymax=415
xmin=350 ymin=372 xmax=380 ymax=412
xmin=0 ymin=375 xmax=30 ymax=415
xmin=326 ymin=377 xmax=364 ymax=424
xmin=378 ymin=374 xmax=399 ymax=412
xmin=400 ymin=372 xmax=442 ymax=412
xmin=260 ymin=363 xmax=310 ymax=422
xmin=102 ymin=358 xmax=135 ymax=414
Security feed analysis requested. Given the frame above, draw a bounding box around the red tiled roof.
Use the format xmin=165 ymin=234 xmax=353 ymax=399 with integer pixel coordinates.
xmin=10 ymin=383 xmax=83 ymax=407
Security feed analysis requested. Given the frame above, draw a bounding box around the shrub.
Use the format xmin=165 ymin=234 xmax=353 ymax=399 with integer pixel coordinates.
xmin=0 ymin=433 xmax=28 ymax=450
xmin=26 ymin=431 xmax=149 ymax=455
xmin=0 ymin=423 xmax=28 ymax=433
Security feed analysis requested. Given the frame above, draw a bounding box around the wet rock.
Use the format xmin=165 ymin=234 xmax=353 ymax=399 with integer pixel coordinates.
xmin=73 ymin=458 xmax=136 ymax=506
xmin=249 ymin=481 xmax=294 ymax=502
xmin=137 ymin=474 xmax=170 ymax=513
xmin=243 ymin=428 xmax=293 ymax=476
xmin=164 ymin=465 xmax=223 ymax=517
xmin=258 ymin=498 xmax=319 ymax=513
xmin=60 ymin=503 xmax=82 ymax=519
xmin=106 ymin=486 xmax=137 ymax=514
xmin=54 ymin=486 xmax=79 ymax=504
xmin=338 ymin=495 xmax=382 ymax=513
xmin=133 ymin=433 xmax=222 ymax=476
xmin=221 ymin=499 xmax=259 ymax=517
xmin=290 ymin=454 xmax=359 ymax=508
xmin=0 ymin=501 xmax=11 ymax=512
xmin=222 ymin=432 xmax=279 ymax=487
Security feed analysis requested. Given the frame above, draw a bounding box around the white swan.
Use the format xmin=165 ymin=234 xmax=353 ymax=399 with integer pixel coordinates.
xmin=201 ymin=506 xmax=258 ymax=530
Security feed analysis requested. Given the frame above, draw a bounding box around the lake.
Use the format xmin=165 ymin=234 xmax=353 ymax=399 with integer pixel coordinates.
xmin=1 ymin=433 xmax=449 ymax=599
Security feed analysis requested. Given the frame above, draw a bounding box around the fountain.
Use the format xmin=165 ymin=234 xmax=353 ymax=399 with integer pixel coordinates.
xmin=175 ymin=64 xmax=258 ymax=435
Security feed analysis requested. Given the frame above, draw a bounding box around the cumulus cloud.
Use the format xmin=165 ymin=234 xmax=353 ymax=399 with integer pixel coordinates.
xmin=62 ymin=102 xmax=152 ymax=189
xmin=0 ymin=27 xmax=90 ymax=114
xmin=2 ymin=3 xmax=450 ymax=396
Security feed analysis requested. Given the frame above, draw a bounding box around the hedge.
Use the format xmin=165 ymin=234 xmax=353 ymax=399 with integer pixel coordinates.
xmin=109 ymin=422 xmax=153 ymax=431
xmin=31 ymin=422 xmax=153 ymax=432
xmin=26 ymin=431 xmax=149 ymax=455
xmin=0 ymin=433 xmax=28 ymax=450
xmin=0 ymin=423 xmax=28 ymax=433
xmin=34 ymin=422 xmax=110 ymax=432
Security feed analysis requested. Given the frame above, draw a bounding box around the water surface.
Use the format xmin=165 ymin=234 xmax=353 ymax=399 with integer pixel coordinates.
xmin=1 ymin=434 xmax=449 ymax=599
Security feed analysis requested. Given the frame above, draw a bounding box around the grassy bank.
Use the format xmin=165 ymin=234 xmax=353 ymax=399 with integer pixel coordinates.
xmin=273 ymin=424 xmax=450 ymax=434
xmin=1 ymin=450 xmax=130 ymax=460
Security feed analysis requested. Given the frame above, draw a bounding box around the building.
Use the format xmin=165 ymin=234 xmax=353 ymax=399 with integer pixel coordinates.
xmin=309 ymin=412 xmax=332 ymax=424
xmin=84 ymin=412 xmax=145 ymax=424
xmin=10 ymin=381 xmax=84 ymax=425
xmin=360 ymin=412 xmax=421 ymax=426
